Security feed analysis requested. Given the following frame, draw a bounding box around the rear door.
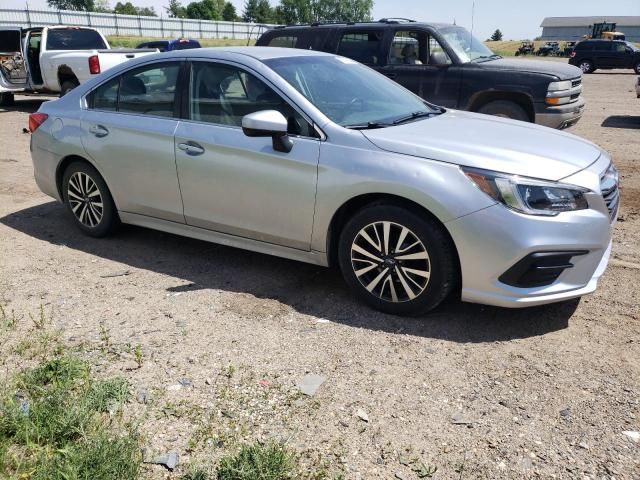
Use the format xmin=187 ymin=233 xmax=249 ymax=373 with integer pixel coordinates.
xmin=594 ymin=41 xmax=614 ymax=68
xmin=0 ymin=28 xmax=28 ymax=87
xmin=81 ymin=60 xmax=186 ymax=223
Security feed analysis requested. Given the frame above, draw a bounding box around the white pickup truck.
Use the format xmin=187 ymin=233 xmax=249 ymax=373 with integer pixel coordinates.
xmin=0 ymin=26 xmax=157 ymax=105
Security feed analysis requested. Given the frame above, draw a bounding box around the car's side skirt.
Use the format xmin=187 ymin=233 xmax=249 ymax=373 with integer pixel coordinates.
xmin=118 ymin=211 xmax=329 ymax=267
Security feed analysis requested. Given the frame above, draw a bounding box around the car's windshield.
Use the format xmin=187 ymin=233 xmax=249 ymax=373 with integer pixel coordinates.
xmin=625 ymin=41 xmax=639 ymax=51
xmin=438 ymin=26 xmax=497 ymax=62
xmin=265 ymin=55 xmax=439 ymax=128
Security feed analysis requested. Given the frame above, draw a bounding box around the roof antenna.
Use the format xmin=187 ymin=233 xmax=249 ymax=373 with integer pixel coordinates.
xmin=470 ymin=1 xmax=476 ymax=50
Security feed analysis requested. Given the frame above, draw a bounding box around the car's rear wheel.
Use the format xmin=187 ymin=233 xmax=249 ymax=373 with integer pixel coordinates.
xmin=338 ymin=204 xmax=457 ymax=316
xmin=634 ymin=62 xmax=640 ymax=75
xmin=477 ymin=100 xmax=529 ymax=122
xmin=0 ymin=92 xmax=14 ymax=107
xmin=62 ymin=161 xmax=119 ymax=237
xmin=60 ymin=80 xmax=79 ymax=97
xmin=578 ymin=60 xmax=594 ymax=74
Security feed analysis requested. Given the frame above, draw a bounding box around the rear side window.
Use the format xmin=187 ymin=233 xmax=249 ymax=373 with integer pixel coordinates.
xmin=268 ymin=34 xmax=299 ymax=48
xmin=119 ymin=63 xmax=180 ymax=117
xmin=91 ymin=77 xmax=119 ymax=111
xmin=46 ymin=28 xmax=107 ymax=50
xmin=594 ymin=42 xmax=612 ymax=51
xmin=337 ymin=30 xmax=383 ymax=65
xmin=89 ymin=62 xmax=181 ymax=117
xmin=576 ymin=42 xmax=593 ymax=51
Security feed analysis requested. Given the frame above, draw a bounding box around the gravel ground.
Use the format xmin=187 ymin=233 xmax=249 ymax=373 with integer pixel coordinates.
xmin=0 ymin=64 xmax=639 ymax=479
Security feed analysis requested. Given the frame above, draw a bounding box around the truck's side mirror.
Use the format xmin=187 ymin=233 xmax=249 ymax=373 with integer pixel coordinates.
xmin=242 ymin=110 xmax=293 ymax=153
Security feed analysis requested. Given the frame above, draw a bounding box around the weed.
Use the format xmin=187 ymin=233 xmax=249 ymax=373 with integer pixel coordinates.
xmin=180 ymin=467 xmax=211 ymax=480
xmin=225 ymin=364 xmax=236 ymax=379
xmin=217 ymin=442 xmax=295 ymax=480
xmin=0 ymin=355 xmax=139 ymax=479
xmin=0 ymin=304 xmax=19 ymax=329
xmin=134 ymin=344 xmax=143 ymax=368
xmin=414 ymin=463 xmax=438 ymax=478
xmin=99 ymin=321 xmax=111 ymax=351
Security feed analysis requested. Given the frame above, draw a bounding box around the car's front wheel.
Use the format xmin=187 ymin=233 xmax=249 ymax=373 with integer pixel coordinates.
xmin=338 ymin=204 xmax=458 ymax=316
xmin=477 ymin=100 xmax=529 ymax=122
xmin=62 ymin=161 xmax=119 ymax=237
xmin=634 ymin=62 xmax=640 ymax=75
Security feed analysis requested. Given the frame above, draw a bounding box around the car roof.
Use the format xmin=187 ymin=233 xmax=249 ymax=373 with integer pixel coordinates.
xmin=269 ymin=21 xmax=454 ymax=31
xmin=159 ymin=46 xmax=335 ymax=61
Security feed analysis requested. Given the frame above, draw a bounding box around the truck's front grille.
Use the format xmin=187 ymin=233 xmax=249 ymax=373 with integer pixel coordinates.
xmin=600 ymin=164 xmax=620 ymax=222
xmin=572 ymin=78 xmax=582 ymax=89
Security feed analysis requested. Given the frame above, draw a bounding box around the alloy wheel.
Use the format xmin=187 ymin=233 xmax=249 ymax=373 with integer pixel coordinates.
xmin=350 ymin=221 xmax=431 ymax=303
xmin=579 ymin=61 xmax=591 ymax=73
xmin=67 ymin=171 xmax=103 ymax=228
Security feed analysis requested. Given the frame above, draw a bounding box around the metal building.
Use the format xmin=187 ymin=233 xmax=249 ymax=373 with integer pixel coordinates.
xmin=540 ymin=16 xmax=640 ymax=42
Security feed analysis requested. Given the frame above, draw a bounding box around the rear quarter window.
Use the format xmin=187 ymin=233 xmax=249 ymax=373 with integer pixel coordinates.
xmin=267 ymin=34 xmax=299 ymax=48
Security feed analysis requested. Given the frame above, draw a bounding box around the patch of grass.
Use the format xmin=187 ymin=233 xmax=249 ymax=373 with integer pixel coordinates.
xmin=216 ymin=442 xmax=295 ymax=480
xmin=0 ymin=356 xmax=140 ymax=480
xmin=181 ymin=467 xmax=212 ymax=480
xmin=0 ymin=303 xmax=20 ymax=330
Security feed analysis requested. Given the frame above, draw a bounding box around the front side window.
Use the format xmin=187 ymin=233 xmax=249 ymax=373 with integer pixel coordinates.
xmin=613 ymin=42 xmax=627 ymax=52
xmin=118 ymin=63 xmax=180 ymax=117
xmin=268 ymin=35 xmax=299 ymax=48
xmin=189 ymin=61 xmax=314 ymax=137
xmin=337 ymin=30 xmax=383 ymax=65
xmin=46 ymin=28 xmax=107 ymax=50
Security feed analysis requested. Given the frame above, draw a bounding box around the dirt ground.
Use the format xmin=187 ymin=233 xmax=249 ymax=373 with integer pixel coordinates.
xmin=1 ymin=63 xmax=639 ymax=479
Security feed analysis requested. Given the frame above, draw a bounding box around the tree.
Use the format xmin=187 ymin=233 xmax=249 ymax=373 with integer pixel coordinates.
xmin=255 ymin=0 xmax=273 ymax=23
xmin=185 ymin=0 xmax=220 ymax=19
xmin=273 ymin=0 xmax=373 ymax=24
xmin=93 ymin=0 xmax=111 ymax=13
xmin=222 ymin=2 xmax=238 ymax=21
xmin=242 ymin=0 xmax=259 ymax=22
xmin=114 ymin=1 xmax=156 ymax=15
xmin=165 ymin=0 xmax=186 ymax=18
xmin=47 ymin=0 xmax=95 ymax=11
xmin=490 ymin=29 xmax=503 ymax=41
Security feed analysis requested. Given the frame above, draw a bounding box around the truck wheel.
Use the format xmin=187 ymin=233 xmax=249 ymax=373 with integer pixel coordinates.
xmin=477 ymin=100 xmax=529 ymax=122
xmin=60 ymin=81 xmax=79 ymax=97
xmin=578 ymin=60 xmax=594 ymax=74
xmin=0 ymin=92 xmax=15 ymax=107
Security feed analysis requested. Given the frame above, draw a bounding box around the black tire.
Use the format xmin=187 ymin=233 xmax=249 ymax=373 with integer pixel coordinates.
xmin=0 ymin=92 xmax=15 ymax=107
xmin=578 ymin=59 xmax=594 ymax=74
xmin=338 ymin=204 xmax=458 ymax=316
xmin=634 ymin=62 xmax=640 ymax=75
xmin=62 ymin=161 xmax=120 ymax=237
xmin=60 ymin=80 xmax=79 ymax=97
xmin=477 ymin=100 xmax=529 ymax=122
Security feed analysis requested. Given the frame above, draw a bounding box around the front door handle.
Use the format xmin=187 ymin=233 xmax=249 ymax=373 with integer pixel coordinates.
xmin=384 ymin=72 xmax=398 ymax=79
xmin=178 ymin=142 xmax=205 ymax=156
xmin=89 ymin=125 xmax=109 ymax=138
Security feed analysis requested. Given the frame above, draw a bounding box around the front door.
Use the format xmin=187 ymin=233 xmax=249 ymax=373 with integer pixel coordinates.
xmin=174 ymin=61 xmax=320 ymax=250
xmin=81 ymin=61 xmax=185 ymax=223
xmin=381 ymin=30 xmax=461 ymax=108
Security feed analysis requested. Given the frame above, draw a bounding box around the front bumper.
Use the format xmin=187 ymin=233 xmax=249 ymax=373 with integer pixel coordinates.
xmin=445 ymin=172 xmax=614 ymax=308
xmin=535 ymin=97 xmax=586 ymax=129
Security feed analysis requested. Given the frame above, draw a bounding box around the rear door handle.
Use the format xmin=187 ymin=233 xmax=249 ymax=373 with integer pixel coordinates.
xmin=178 ymin=142 xmax=205 ymax=156
xmin=89 ymin=125 xmax=109 ymax=138
xmin=384 ymin=72 xmax=398 ymax=79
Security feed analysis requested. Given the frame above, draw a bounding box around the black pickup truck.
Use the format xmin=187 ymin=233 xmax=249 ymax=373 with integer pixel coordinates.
xmin=256 ymin=19 xmax=586 ymax=129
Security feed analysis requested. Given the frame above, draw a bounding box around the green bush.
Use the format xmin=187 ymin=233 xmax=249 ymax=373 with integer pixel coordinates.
xmin=216 ymin=442 xmax=295 ymax=480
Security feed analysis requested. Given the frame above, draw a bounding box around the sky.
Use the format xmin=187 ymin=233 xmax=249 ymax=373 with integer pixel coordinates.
xmin=12 ymin=0 xmax=640 ymax=41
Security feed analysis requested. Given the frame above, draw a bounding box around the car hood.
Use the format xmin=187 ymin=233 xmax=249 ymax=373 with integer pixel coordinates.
xmin=361 ymin=110 xmax=602 ymax=181
xmin=479 ymin=57 xmax=582 ymax=79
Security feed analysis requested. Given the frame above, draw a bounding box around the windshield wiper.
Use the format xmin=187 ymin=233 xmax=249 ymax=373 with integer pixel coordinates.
xmin=344 ymin=122 xmax=389 ymax=130
xmin=471 ymin=54 xmax=502 ymax=63
xmin=392 ymin=111 xmax=437 ymax=125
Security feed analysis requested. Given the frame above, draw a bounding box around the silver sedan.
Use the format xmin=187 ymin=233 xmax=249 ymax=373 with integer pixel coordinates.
xmin=29 ymin=47 xmax=618 ymax=315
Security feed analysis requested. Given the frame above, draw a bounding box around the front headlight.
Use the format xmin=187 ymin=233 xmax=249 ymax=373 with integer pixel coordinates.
xmin=548 ymin=80 xmax=572 ymax=92
xmin=462 ymin=167 xmax=589 ymax=216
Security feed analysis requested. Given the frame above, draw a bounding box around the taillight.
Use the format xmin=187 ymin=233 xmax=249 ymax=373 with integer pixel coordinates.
xmin=570 ymin=51 xmax=576 ymax=58
xmin=28 ymin=112 xmax=48 ymax=132
xmin=88 ymin=55 xmax=101 ymax=74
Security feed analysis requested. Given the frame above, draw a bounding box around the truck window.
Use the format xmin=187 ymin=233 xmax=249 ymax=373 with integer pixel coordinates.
xmin=337 ymin=30 xmax=383 ymax=66
xmin=46 ymin=29 xmax=107 ymax=50
xmin=389 ymin=31 xmax=425 ymax=65
xmin=267 ymin=34 xmax=299 ymax=48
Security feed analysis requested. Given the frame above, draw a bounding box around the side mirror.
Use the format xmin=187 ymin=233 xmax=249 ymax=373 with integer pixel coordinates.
xmin=242 ymin=110 xmax=293 ymax=153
